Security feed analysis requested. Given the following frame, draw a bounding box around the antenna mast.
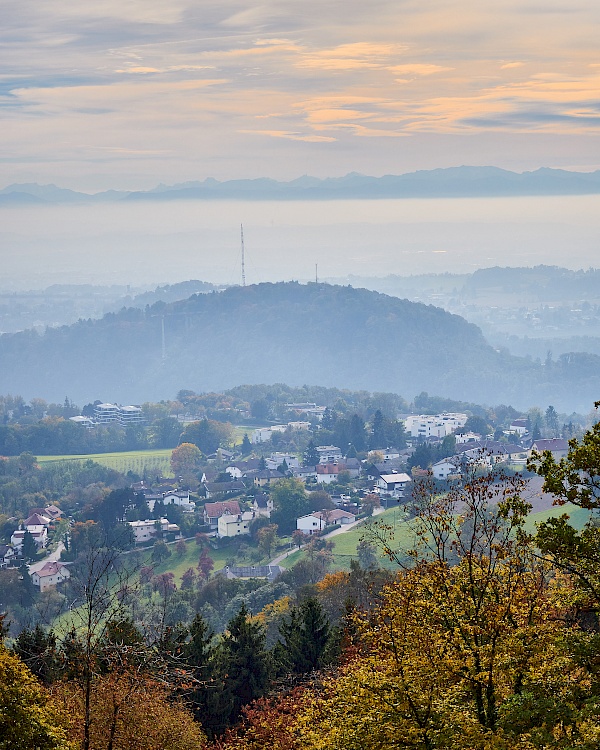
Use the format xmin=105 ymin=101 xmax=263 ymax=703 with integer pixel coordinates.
xmin=240 ymin=223 xmax=246 ymax=287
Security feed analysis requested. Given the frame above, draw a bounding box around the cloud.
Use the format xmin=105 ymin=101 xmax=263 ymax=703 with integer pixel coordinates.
xmin=242 ymin=129 xmax=336 ymax=142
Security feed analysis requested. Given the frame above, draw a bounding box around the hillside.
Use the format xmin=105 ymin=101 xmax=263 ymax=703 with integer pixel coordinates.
xmin=0 ymin=282 xmax=597 ymax=410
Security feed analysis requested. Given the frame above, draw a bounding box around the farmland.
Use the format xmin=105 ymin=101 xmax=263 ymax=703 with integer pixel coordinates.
xmin=36 ymin=448 xmax=173 ymax=477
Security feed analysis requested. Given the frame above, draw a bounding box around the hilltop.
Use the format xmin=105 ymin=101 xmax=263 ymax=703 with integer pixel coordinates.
xmin=0 ymin=281 xmax=597 ymax=411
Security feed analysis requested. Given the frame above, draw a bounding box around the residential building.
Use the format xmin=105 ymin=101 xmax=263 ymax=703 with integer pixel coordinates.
xmin=128 ymin=518 xmax=179 ymax=545
xmin=203 ymin=500 xmax=242 ymax=529
xmin=94 ymin=403 xmax=120 ymax=424
xmin=404 ymin=413 xmax=468 ymax=439
xmin=432 ymin=459 xmax=460 ymax=480
xmin=0 ymin=545 xmax=16 ymax=568
xmin=203 ymin=480 xmax=246 ymax=499
xmin=31 ymin=561 xmax=70 ymax=592
xmin=376 ymin=472 xmax=412 ymax=498
xmin=530 ymin=438 xmax=570 ymax=460
xmin=316 ymin=445 xmax=343 ymax=464
xmin=217 ymin=511 xmax=254 ymax=538
xmin=11 ymin=525 xmax=48 ymax=550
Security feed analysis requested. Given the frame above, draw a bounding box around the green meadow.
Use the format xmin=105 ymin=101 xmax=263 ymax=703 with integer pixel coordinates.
xmin=36 ymin=448 xmax=173 ymax=476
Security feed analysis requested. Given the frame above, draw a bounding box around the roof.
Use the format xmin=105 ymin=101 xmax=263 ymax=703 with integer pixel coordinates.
xmin=204 ymin=481 xmax=246 ymax=494
xmin=204 ymin=500 xmax=242 ymax=518
xmin=456 ymin=440 xmax=524 ymax=456
xmin=24 ymin=513 xmax=51 ymax=526
xmin=532 ymin=439 xmax=569 ymax=453
xmin=316 ymin=464 xmax=340 ymax=474
xmin=313 ymin=509 xmax=355 ymax=521
xmin=219 ymin=565 xmax=284 ymax=581
xmin=35 ymin=561 xmax=68 ymax=578
xmin=379 ymin=473 xmax=411 ymax=484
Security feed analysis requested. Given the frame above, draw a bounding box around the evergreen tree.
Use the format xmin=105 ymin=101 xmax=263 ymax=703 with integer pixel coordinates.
xmin=12 ymin=625 xmax=58 ymax=686
xmin=303 ymin=438 xmax=319 ymax=467
xmin=276 ymin=597 xmax=331 ymax=675
xmin=370 ymin=409 xmax=387 ymax=449
xmin=241 ymin=433 xmax=252 ymax=456
xmin=21 ymin=529 xmax=38 ymax=561
xmin=213 ymin=604 xmax=271 ymax=732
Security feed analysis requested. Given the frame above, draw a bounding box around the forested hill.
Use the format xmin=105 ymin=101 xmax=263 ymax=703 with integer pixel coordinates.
xmin=0 ymin=282 xmax=597 ymax=411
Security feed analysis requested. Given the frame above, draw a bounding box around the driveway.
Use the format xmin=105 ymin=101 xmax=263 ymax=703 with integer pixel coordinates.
xmin=29 ymin=542 xmax=65 ymax=575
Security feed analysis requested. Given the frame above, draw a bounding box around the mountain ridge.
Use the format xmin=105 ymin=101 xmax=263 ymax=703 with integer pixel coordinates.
xmin=2 ymin=166 xmax=600 ymax=205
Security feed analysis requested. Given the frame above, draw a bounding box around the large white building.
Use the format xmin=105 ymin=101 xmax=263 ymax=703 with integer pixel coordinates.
xmin=404 ymin=413 xmax=468 ymax=439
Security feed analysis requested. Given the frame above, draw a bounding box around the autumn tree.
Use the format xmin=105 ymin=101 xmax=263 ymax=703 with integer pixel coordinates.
xmin=198 ymin=547 xmax=215 ymax=580
xmin=0 ymin=645 xmax=72 ymax=750
xmin=170 ymin=442 xmax=202 ymax=476
xmin=257 ymin=524 xmax=278 ymax=559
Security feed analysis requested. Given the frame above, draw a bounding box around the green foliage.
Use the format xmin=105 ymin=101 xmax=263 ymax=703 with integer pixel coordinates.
xmin=270 ymin=478 xmax=309 ymax=534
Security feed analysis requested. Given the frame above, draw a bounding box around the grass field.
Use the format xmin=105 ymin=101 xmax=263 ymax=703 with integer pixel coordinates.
xmin=36 ymin=448 xmax=174 ymax=476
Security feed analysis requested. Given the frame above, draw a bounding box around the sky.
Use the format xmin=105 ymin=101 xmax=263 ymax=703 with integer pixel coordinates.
xmin=2 ymin=0 xmax=600 ymax=191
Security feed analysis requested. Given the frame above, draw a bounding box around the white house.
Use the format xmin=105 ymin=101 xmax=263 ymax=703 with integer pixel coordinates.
xmin=11 ymin=525 xmax=48 ymax=550
xmin=313 ymin=509 xmax=356 ymax=526
xmin=267 ymin=452 xmax=300 ymax=469
xmin=316 ymin=464 xmax=342 ymax=485
xmin=217 ymin=511 xmax=254 ymax=538
xmin=162 ymin=491 xmax=195 ymax=512
xmin=296 ymin=514 xmax=327 ymax=535
xmin=376 ymin=472 xmax=412 ymax=498
xmin=432 ymin=459 xmax=460 ymax=480
xmin=128 ymin=518 xmax=179 ymax=545
xmin=31 ymin=561 xmax=70 ymax=592
xmin=316 ymin=446 xmax=343 ymax=464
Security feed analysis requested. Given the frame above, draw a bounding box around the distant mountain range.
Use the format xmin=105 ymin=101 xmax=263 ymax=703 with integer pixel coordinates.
xmin=2 ymin=167 xmax=600 ymax=205
xmin=0 ymin=281 xmax=598 ymax=412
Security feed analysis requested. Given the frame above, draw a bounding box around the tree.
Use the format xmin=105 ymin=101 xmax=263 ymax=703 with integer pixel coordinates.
xmin=151 ymin=539 xmax=171 ymax=565
xmin=0 ymin=646 xmax=72 ymax=750
xmin=12 ymin=625 xmax=59 ymax=686
xmin=257 ymin=524 xmax=278 ymax=559
xmin=213 ymin=604 xmax=271 ymax=731
xmin=181 ymin=419 xmax=234 ymax=454
xmin=176 ymin=538 xmax=187 ymax=557
xmin=463 ymin=414 xmax=490 ymax=435
xmin=276 ymin=597 xmax=331 ymax=675
xmin=170 ymin=443 xmax=202 ymax=476
xmin=370 ymin=409 xmax=387 ymax=449
xmin=241 ymin=434 xmax=252 ymax=456
xmin=303 ymin=439 xmax=319 ymax=467
xmin=21 ymin=528 xmax=38 ymax=561
xmin=529 ymin=404 xmax=600 ymax=609
xmin=356 ymin=539 xmax=378 ymax=570
xmin=545 ymin=405 xmax=560 ymax=437
xmin=270 ymin=478 xmax=309 ymax=535
xmin=197 ymin=548 xmax=215 ymax=580
xmin=292 ymin=529 xmax=307 ymax=550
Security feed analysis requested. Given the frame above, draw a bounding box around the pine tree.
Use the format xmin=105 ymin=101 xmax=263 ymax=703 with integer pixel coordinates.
xmin=21 ymin=529 xmax=38 ymax=561
xmin=276 ymin=597 xmax=331 ymax=675
xmin=213 ymin=604 xmax=271 ymax=731
xmin=303 ymin=438 xmax=319 ymax=467
xmin=241 ymin=433 xmax=252 ymax=455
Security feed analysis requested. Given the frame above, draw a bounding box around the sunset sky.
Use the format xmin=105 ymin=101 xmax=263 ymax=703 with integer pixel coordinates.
xmin=3 ymin=0 xmax=600 ymax=190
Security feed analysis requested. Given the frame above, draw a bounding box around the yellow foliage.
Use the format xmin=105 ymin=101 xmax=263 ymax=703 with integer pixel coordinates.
xmin=53 ymin=671 xmax=205 ymax=750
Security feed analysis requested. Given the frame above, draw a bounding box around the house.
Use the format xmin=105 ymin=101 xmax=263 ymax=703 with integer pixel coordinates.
xmin=0 ymin=544 xmax=16 ymax=568
xmin=11 ymin=525 xmax=48 ymax=550
xmin=376 ymin=472 xmax=412 ymax=498
xmin=292 ymin=465 xmax=318 ymax=483
xmin=24 ymin=512 xmax=52 ymax=528
xmin=296 ymin=508 xmax=356 ymax=534
xmin=243 ymin=469 xmax=285 ymax=487
xmin=251 ymin=493 xmax=273 ymax=518
xmin=454 ymin=432 xmax=482 ymax=445
xmin=217 ymin=511 xmax=254 ymax=538
xmin=218 ymin=564 xmax=285 ymax=581
xmin=162 ymin=490 xmax=195 ymax=512
xmin=530 ymin=438 xmax=570 ymax=461
xmin=316 ymin=446 xmax=343 ymax=464
xmin=510 ymin=419 xmax=530 ymax=436
xmin=128 ymin=518 xmax=180 ymax=545
xmin=316 ymin=464 xmax=341 ymax=485
xmin=118 ymin=405 xmax=144 ymax=426
xmin=456 ymin=440 xmax=527 ymax=465
xmin=296 ymin=514 xmax=327 ymax=534
xmin=313 ymin=509 xmax=356 ymax=526
xmin=340 ymin=458 xmax=361 ymax=478
xmin=44 ymin=505 xmax=63 ymax=521
xmin=432 ymin=459 xmax=460 ymax=480
xmin=267 ymin=452 xmax=300 ymax=470
xmin=203 ymin=480 xmax=246 ymax=499
xmin=69 ymin=415 xmax=95 ymax=429
xmin=94 ymin=403 xmax=120 ymax=424
xmin=31 ymin=561 xmax=70 ymax=592
xmin=203 ymin=500 xmax=242 ymax=529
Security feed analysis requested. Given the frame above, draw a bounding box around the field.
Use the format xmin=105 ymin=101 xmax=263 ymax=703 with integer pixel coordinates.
xmin=36 ymin=448 xmax=173 ymax=477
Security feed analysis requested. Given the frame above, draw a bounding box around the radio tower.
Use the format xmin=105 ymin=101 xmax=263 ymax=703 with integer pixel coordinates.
xmin=240 ymin=223 xmax=246 ymax=287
